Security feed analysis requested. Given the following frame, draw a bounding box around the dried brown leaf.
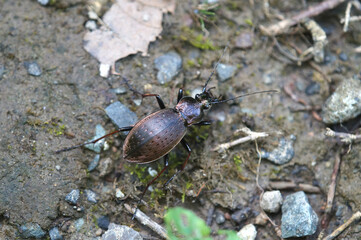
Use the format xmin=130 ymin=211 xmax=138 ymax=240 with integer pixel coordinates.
xmin=83 ymin=0 xmax=176 ymax=67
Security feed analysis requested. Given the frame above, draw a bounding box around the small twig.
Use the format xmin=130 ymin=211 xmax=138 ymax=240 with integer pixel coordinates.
xmin=269 ymin=181 xmax=321 ymax=193
xmin=323 ymin=211 xmax=361 ymax=240
xmin=341 ymin=15 xmax=361 ymax=23
xmin=260 ymin=0 xmax=346 ymax=36
xmin=124 ymin=203 xmax=168 ymax=239
xmin=255 ymin=141 xmax=282 ymax=239
xmin=325 ymin=128 xmax=361 ymax=143
xmin=341 ymin=0 xmax=361 ymax=32
xmin=309 ymin=61 xmax=332 ymax=82
xmin=211 ymin=128 xmax=269 ymax=152
xmin=321 ymin=151 xmax=341 ymax=229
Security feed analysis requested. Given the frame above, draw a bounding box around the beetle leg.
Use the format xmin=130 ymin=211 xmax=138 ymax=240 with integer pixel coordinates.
xmin=164 ymin=139 xmax=192 ymax=187
xmin=193 ymin=120 xmax=212 ymax=126
xmin=55 ymin=126 xmax=133 ymax=153
xmin=177 ymin=88 xmax=183 ymax=103
xmin=132 ymin=154 xmax=169 ymax=219
xmin=141 ymin=93 xmax=166 ymax=109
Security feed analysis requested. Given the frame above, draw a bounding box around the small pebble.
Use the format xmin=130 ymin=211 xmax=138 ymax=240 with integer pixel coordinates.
xmin=37 ymin=0 xmax=50 ymax=5
xmin=262 ymin=73 xmax=274 ymax=85
xmin=55 ymin=165 xmax=61 ymax=171
xmin=96 ymin=228 xmax=103 ymax=236
xmin=112 ymin=86 xmax=127 ymax=95
xmin=85 ymin=124 xmax=106 ymax=153
xmin=281 ymin=191 xmax=318 ymax=238
xmin=237 ymin=224 xmax=257 ymax=240
xmin=231 ymin=207 xmax=252 ymax=224
xmin=99 ymin=63 xmax=111 ymax=78
xmin=85 ymin=189 xmax=97 ymax=203
xmin=296 ymin=80 xmax=306 ymax=92
xmin=85 ymin=20 xmax=97 ymax=31
xmin=88 ymin=154 xmax=100 ymax=171
xmin=19 ymin=223 xmax=46 ymax=239
xmin=215 ymin=211 xmax=225 ymax=225
xmin=102 ymin=223 xmax=142 ymax=240
xmin=260 ymin=135 xmax=296 ymax=165
xmin=115 ymin=188 xmax=125 ymax=199
xmin=322 ymin=76 xmax=361 ymax=124
xmin=191 ymin=87 xmax=203 ymax=98
xmin=260 ymin=190 xmax=283 ymax=213
xmin=98 ymin=158 xmax=113 ymax=177
xmin=235 ymin=31 xmax=254 ymax=49
xmin=132 ymin=98 xmax=142 ymax=106
xmin=154 ymin=52 xmax=182 ymax=84
xmin=74 ymin=218 xmax=85 ymax=232
xmin=216 ymin=63 xmax=237 ymax=82
xmin=148 ymin=167 xmax=158 ymax=177
xmin=65 ymin=189 xmax=80 ymax=205
xmin=305 ymin=81 xmax=321 ymax=95
xmin=105 ymin=101 xmax=138 ymax=131
xmin=49 ymin=227 xmax=63 ymax=240
xmin=338 ymin=52 xmax=348 ymax=61
xmin=335 ymin=205 xmax=344 ymax=218
xmin=24 ymin=61 xmax=42 ymax=76
xmin=98 ymin=216 xmax=110 ymax=230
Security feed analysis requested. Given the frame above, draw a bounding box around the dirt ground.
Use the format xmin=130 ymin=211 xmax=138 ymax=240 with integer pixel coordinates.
xmin=0 ymin=0 xmax=360 ymax=239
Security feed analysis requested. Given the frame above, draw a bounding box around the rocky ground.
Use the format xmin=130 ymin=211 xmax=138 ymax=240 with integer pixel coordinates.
xmin=0 ymin=0 xmax=360 ymax=239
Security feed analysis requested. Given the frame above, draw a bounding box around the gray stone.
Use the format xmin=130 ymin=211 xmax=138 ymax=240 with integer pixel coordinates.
xmin=85 ymin=124 xmax=106 ymax=153
xmin=98 ymin=215 xmax=110 ymax=230
xmin=102 ymin=223 xmax=142 ymax=240
xmin=260 ymin=190 xmax=283 ymax=213
xmin=338 ymin=52 xmax=348 ymax=61
xmin=260 ymin=135 xmax=296 ymax=165
xmin=305 ymin=82 xmax=320 ymax=95
xmin=98 ymin=157 xmax=114 ymax=177
xmin=88 ymin=154 xmax=100 ymax=171
xmin=322 ymin=76 xmax=361 ymax=124
xmin=65 ymin=189 xmax=80 ymax=205
xmin=215 ymin=211 xmax=225 ymax=224
xmin=24 ymin=61 xmax=42 ymax=76
xmin=216 ymin=63 xmax=237 ymax=82
xmin=74 ymin=218 xmax=85 ymax=232
xmin=105 ymin=101 xmax=138 ymax=132
xmin=154 ymin=52 xmax=182 ymax=84
xmin=281 ymin=191 xmax=318 ymax=238
xmin=231 ymin=207 xmax=252 ymax=223
xmin=19 ymin=223 xmax=46 ymax=239
xmin=235 ymin=31 xmax=254 ymax=49
xmin=49 ymin=227 xmax=63 ymax=240
xmin=85 ymin=189 xmax=97 ymax=203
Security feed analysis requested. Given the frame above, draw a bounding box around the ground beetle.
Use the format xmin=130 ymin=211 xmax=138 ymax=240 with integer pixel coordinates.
xmin=56 ymin=47 xmax=276 ymax=218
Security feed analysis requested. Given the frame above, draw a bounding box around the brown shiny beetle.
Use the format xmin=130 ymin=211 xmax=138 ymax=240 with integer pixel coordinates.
xmin=56 ymin=47 xmax=276 ymax=217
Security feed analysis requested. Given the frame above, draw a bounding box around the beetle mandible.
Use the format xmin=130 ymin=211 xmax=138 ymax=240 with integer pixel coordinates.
xmin=56 ymin=47 xmax=276 ymax=218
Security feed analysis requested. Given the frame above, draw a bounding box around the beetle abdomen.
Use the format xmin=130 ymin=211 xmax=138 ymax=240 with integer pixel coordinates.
xmin=123 ymin=108 xmax=187 ymax=163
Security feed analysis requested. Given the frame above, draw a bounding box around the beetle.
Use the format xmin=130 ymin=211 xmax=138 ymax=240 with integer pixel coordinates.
xmin=56 ymin=47 xmax=276 ymax=218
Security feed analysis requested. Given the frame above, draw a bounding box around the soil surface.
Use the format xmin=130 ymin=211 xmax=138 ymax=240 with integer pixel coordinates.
xmin=0 ymin=0 xmax=360 ymax=239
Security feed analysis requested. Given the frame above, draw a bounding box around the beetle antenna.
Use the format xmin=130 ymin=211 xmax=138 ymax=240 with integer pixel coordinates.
xmin=202 ymin=45 xmax=229 ymax=93
xmin=211 ymin=90 xmax=279 ymax=104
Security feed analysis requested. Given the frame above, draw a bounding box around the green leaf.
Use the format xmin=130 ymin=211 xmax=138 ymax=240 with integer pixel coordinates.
xmin=218 ymin=230 xmax=240 ymax=240
xmin=164 ymin=207 xmax=212 ymax=240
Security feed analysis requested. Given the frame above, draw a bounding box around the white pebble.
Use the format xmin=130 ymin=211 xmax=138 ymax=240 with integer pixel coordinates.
xmin=260 ymin=190 xmax=283 ymax=213
xmin=237 ymin=224 xmax=257 ymax=240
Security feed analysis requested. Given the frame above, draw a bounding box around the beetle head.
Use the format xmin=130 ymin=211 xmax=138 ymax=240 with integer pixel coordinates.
xmin=195 ymin=87 xmax=218 ymax=109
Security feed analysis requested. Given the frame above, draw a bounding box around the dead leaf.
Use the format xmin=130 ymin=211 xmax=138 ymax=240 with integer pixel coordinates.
xmin=83 ymin=0 xmax=176 ymax=72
